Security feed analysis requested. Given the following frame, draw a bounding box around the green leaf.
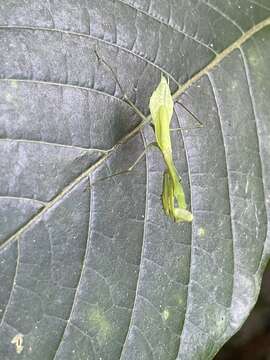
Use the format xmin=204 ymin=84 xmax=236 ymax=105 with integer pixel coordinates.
xmin=0 ymin=1 xmax=269 ymax=359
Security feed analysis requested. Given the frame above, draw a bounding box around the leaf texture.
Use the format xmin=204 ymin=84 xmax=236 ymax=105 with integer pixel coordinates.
xmin=0 ymin=1 xmax=270 ymax=359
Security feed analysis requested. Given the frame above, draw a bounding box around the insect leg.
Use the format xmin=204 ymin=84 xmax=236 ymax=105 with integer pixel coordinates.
xmin=94 ymin=49 xmax=149 ymax=126
xmin=170 ymin=105 xmax=203 ymax=132
xmin=173 ymin=100 xmax=204 ymax=128
xmin=90 ymin=141 xmax=159 ymax=187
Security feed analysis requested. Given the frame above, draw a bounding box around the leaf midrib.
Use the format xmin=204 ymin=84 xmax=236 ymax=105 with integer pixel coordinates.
xmin=1 ymin=17 xmax=269 ymax=254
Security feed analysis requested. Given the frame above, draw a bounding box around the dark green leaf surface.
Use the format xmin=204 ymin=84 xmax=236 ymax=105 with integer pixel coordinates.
xmin=0 ymin=1 xmax=269 ymax=359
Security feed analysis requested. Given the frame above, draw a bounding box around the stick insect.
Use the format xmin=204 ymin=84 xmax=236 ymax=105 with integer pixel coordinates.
xmin=93 ymin=50 xmax=202 ymax=222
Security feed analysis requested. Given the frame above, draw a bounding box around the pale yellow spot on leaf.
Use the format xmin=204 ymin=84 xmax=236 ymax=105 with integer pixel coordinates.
xmin=162 ymin=309 xmax=170 ymax=321
xmin=88 ymin=308 xmax=111 ymax=344
xmin=198 ymin=227 xmax=206 ymax=238
xmin=11 ymin=80 xmax=18 ymax=88
xmin=11 ymin=334 xmax=24 ymax=354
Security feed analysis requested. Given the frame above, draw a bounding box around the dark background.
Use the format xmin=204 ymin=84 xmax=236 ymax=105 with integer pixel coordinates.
xmin=216 ymin=263 xmax=270 ymax=360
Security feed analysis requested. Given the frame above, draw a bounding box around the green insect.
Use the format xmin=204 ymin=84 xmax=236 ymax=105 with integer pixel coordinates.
xmin=149 ymin=77 xmax=193 ymax=222
xmin=94 ymin=51 xmax=202 ymax=223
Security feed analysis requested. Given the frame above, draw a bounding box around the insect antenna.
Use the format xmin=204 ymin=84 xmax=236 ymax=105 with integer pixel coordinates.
xmin=94 ymin=49 xmax=126 ymax=96
xmin=94 ymin=49 xmax=149 ymax=124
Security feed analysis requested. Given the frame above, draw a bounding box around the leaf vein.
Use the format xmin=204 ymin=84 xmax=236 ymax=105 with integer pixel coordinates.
xmin=0 ymin=243 xmax=19 ymax=328
xmin=0 ymin=138 xmax=108 ymax=154
xmin=52 ymin=178 xmax=92 ymax=359
xmin=0 ymin=77 xmax=126 ymax=103
xmin=199 ymin=0 xmax=244 ymax=33
xmin=207 ymin=73 xmax=235 ymax=308
xmin=0 ymin=25 xmax=178 ymax=86
xmin=0 ymin=195 xmax=46 ymax=206
xmin=119 ymin=134 xmax=149 ymax=358
xmin=116 ymin=0 xmax=217 ymax=54
xmin=239 ymin=47 xmax=268 ymax=273
xmin=174 ymin=103 xmax=194 ymax=355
